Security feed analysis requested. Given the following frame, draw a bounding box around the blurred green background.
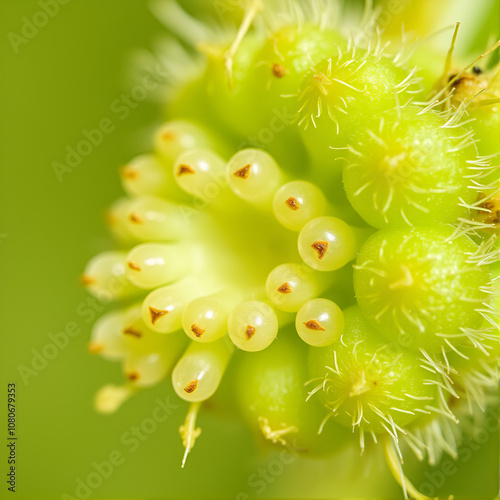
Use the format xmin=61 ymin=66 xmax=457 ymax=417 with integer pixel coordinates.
xmin=0 ymin=1 xmax=498 ymax=499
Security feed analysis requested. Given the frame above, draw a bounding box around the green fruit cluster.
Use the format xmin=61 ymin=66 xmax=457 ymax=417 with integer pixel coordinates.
xmin=82 ymin=1 xmax=500 ymax=497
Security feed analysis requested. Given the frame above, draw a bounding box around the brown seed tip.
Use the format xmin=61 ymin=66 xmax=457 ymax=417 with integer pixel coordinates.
xmin=129 ymin=213 xmax=142 ymax=224
xmin=233 ymin=164 xmax=251 ymax=179
xmin=88 ymin=342 xmax=103 ymax=354
xmin=304 ymin=319 xmax=325 ymax=331
xmin=311 ymin=241 xmax=328 ymax=260
xmin=149 ymin=306 xmax=169 ymax=325
xmin=184 ymin=379 xmax=198 ymax=393
xmin=161 ymin=130 xmax=176 ymax=141
xmin=277 ymin=282 xmax=292 ymax=294
xmin=127 ymin=261 xmax=141 ymax=271
xmin=120 ymin=166 xmax=138 ymax=179
xmin=126 ymin=371 xmax=140 ymax=381
xmin=272 ymin=63 xmax=287 ymax=78
xmin=245 ymin=325 xmax=256 ymax=340
xmin=191 ymin=323 xmax=205 ymax=338
xmin=177 ymin=164 xmax=195 ymax=176
xmin=80 ymin=275 xmax=96 ymax=286
xmin=285 ymin=196 xmax=300 ymax=210
xmin=123 ymin=327 xmax=142 ymax=338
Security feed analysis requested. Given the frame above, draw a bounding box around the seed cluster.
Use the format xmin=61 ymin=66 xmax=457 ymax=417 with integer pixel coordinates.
xmin=83 ymin=1 xmax=500 ymax=497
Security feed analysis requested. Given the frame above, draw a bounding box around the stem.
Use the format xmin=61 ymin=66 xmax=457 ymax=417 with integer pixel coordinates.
xmin=180 ymin=402 xmax=202 ymax=468
xmin=383 ymin=437 xmax=432 ymax=500
xmin=224 ymin=0 xmax=262 ymax=88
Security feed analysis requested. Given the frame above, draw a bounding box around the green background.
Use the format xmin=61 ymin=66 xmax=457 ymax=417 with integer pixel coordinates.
xmin=0 ymin=1 xmax=498 ymax=499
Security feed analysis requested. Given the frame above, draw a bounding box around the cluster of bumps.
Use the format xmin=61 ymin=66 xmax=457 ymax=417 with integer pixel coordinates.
xmin=82 ymin=1 xmax=500 ymax=497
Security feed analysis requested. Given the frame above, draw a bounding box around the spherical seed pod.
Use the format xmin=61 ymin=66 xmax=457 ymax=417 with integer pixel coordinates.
xmin=173 ymin=149 xmax=227 ymax=202
xmin=246 ymin=24 xmax=345 ymax=103
xmin=234 ymin=330 xmax=350 ymax=456
xmin=125 ymin=196 xmax=193 ymax=241
xmin=227 ymin=149 xmax=281 ymax=204
xmin=296 ymin=298 xmax=344 ymax=347
xmin=121 ymin=304 xmax=171 ymax=355
xmin=298 ymin=51 xmax=420 ymax=164
xmin=123 ymin=352 xmax=172 ymax=388
xmin=299 ymin=52 xmax=417 ymax=131
xmin=153 ymin=120 xmax=212 ymax=164
xmin=343 ymin=106 xmax=477 ymax=228
xmin=273 ymin=181 xmax=328 ymax=231
xmin=265 ymin=263 xmax=323 ymax=312
xmin=308 ymin=307 xmax=437 ymax=435
xmin=354 ymin=226 xmax=492 ymax=352
xmin=120 ymin=154 xmax=171 ymax=198
xmin=172 ymin=338 xmax=233 ymax=402
xmin=182 ymin=291 xmax=239 ymax=343
xmin=227 ymin=301 xmax=279 ymax=351
xmin=122 ymin=329 xmax=186 ymax=388
xmin=210 ymin=23 xmax=344 ymax=139
xmin=298 ymin=216 xmax=366 ymax=271
xmin=141 ymin=279 xmax=205 ymax=334
xmin=82 ymin=251 xmax=137 ymax=301
xmin=106 ymin=197 xmax=137 ymax=244
xmin=88 ymin=310 xmax=128 ymax=360
xmin=125 ymin=243 xmax=192 ymax=289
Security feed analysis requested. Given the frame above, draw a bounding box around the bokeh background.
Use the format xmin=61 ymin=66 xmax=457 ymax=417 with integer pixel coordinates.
xmin=0 ymin=1 xmax=499 ymax=499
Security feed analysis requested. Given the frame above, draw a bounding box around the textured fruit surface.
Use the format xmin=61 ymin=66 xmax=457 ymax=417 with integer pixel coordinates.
xmin=308 ymin=307 xmax=437 ymax=434
xmin=354 ymin=226 xmax=492 ymax=352
xmin=343 ymin=106 xmax=477 ymax=228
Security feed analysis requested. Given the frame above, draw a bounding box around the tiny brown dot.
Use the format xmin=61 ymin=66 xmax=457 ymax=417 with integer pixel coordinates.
xmin=177 ymin=164 xmax=195 ymax=176
xmin=161 ymin=131 xmax=176 ymax=141
xmin=272 ymin=63 xmax=287 ymax=78
xmin=149 ymin=306 xmax=169 ymax=325
xmin=184 ymin=379 xmax=198 ymax=393
xmin=129 ymin=213 xmax=142 ymax=224
xmin=245 ymin=325 xmax=256 ymax=340
xmin=191 ymin=323 xmax=205 ymax=338
xmin=127 ymin=261 xmax=141 ymax=271
xmin=285 ymin=197 xmax=300 ymax=210
xmin=277 ymin=282 xmax=292 ymax=294
xmin=120 ymin=166 xmax=138 ymax=179
xmin=126 ymin=371 xmax=140 ymax=381
xmin=123 ymin=327 xmax=142 ymax=338
xmin=80 ymin=275 xmax=96 ymax=286
xmin=88 ymin=342 xmax=103 ymax=354
xmin=304 ymin=320 xmax=325 ymax=331
xmin=233 ymin=164 xmax=251 ymax=179
xmin=311 ymin=241 xmax=328 ymax=260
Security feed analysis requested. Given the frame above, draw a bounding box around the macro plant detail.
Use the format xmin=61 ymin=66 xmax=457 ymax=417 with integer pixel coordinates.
xmin=81 ymin=1 xmax=500 ymax=498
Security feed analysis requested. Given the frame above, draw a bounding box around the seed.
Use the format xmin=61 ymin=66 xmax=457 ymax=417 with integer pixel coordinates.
xmin=184 ymin=379 xmax=198 ymax=393
xmin=304 ymin=319 xmax=325 ymax=331
xmin=311 ymin=241 xmax=328 ymax=259
xmin=191 ymin=324 xmax=205 ymax=338
xmin=177 ymin=164 xmax=195 ymax=176
xmin=149 ymin=306 xmax=169 ymax=325
xmin=245 ymin=325 xmax=256 ymax=339
xmin=234 ymin=164 xmax=251 ymax=179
